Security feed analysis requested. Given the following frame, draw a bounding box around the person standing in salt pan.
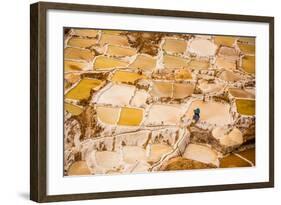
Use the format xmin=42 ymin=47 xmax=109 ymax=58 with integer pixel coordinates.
xmin=193 ymin=108 xmax=201 ymax=123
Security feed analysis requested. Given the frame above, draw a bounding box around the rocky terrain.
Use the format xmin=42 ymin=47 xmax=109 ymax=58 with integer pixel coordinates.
xmin=63 ymin=28 xmax=255 ymax=176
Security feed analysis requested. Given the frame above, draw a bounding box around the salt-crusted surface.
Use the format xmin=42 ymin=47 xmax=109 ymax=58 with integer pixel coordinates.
xmin=64 ymin=29 xmax=256 ymax=176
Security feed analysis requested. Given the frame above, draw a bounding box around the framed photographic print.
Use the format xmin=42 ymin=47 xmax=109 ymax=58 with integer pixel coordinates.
xmin=30 ymin=1 xmax=274 ymax=202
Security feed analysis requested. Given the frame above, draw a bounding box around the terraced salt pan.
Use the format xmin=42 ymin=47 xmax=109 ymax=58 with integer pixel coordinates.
xmin=237 ymin=38 xmax=255 ymax=55
xmin=128 ymin=54 xmax=157 ymax=71
xmin=147 ymin=144 xmax=173 ymax=163
xmin=150 ymin=81 xmax=173 ymax=98
xmin=217 ymin=46 xmax=239 ymax=61
xmin=81 ymin=128 xmax=189 ymax=174
xmin=96 ymin=106 xmax=120 ymax=125
xmin=118 ymin=107 xmax=143 ymax=126
xmin=162 ymin=38 xmax=187 ymax=54
xmin=145 ymin=104 xmax=186 ymax=125
xmin=64 ymin=60 xmax=90 ymax=72
xmin=65 ymin=78 xmax=104 ymax=100
xmin=122 ymin=146 xmax=147 ymax=164
xmin=102 ymin=30 xmax=124 ymax=35
xmin=241 ymin=55 xmax=255 ymax=74
xmin=214 ymin=36 xmax=236 ymax=47
xmin=94 ymin=84 xmax=135 ymax=106
xmin=235 ymin=99 xmax=255 ymax=116
xmin=64 ymin=73 xmax=80 ymax=86
xmin=99 ymin=34 xmax=129 ymax=46
xmin=150 ymin=81 xmax=194 ymax=99
xmin=94 ymin=151 xmax=122 ymax=170
xmin=212 ymin=127 xmax=243 ymax=147
xmin=68 ymin=161 xmax=91 ymax=176
xmin=68 ymin=37 xmax=98 ymax=48
xmin=188 ymin=38 xmax=217 ymax=57
xmin=64 ymin=47 xmax=94 ymax=62
xmin=72 ymin=29 xmax=99 ymax=38
xmin=220 ymin=148 xmax=255 ymax=168
xmin=186 ymin=100 xmax=232 ymax=126
xmin=198 ymin=79 xmax=225 ymax=94
xmin=110 ymin=70 xmax=145 ymax=84
xmin=174 ymin=68 xmax=193 ymax=80
xmin=215 ymin=56 xmax=237 ymax=71
xmin=96 ymin=105 xmax=143 ymax=126
xmin=106 ymin=45 xmax=137 ymax=57
xmin=187 ymin=59 xmax=210 ymax=70
xmin=183 ymin=144 xmax=219 ymax=167
xmin=238 ymin=37 xmax=255 ymax=45
xmin=173 ymin=83 xmax=194 ymax=98
xmin=229 ymin=88 xmax=255 ymax=99
xmin=65 ymin=103 xmax=84 ymax=116
xmin=218 ymin=70 xmax=244 ymax=82
xmin=163 ymin=55 xmax=189 ymax=70
xmin=93 ymin=56 xmax=128 ymax=70
xmin=131 ymin=90 xmax=150 ymax=107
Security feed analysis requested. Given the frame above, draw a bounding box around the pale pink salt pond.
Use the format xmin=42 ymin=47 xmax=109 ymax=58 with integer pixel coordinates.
xmin=145 ymin=104 xmax=185 ymax=125
xmin=186 ymin=100 xmax=232 ymax=126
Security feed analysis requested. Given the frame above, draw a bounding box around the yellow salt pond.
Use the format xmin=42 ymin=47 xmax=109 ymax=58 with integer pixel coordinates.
xmin=163 ymin=55 xmax=189 ymax=70
xmin=174 ymin=68 xmax=192 ymax=80
xmin=235 ymin=99 xmax=255 ymax=116
xmin=220 ymin=148 xmax=255 ymax=168
xmin=93 ymin=56 xmax=128 ymax=70
xmin=173 ymin=83 xmax=194 ymax=98
xmin=72 ymin=29 xmax=99 ymax=38
xmin=129 ymin=54 xmax=156 ymax=71
xmin=106 ymin=45 xmax=136 ymax=57
xmin=238 ymin=37 xmax=255 ymax=44
xmin=67 ymin=37 xmax=98 ymax=48
xmin=150 ymin=82 xmax=194 ymax=99
xmin=162 ymin=38 xmax=187 ymax=54
xmin=241 ymin=55 xmax=255 ymax=74
xmin=111 ymin=70 xmax=145 ymax=83
xmin=150 ymin=81 xmax=173 ymax=98
xmin=64 ymin=60 xmax=88 ymax=72
xmin=64 ymin=73 xmax=80 ymax=85
xmin=147 ymin=144 xmax=173 ymax=163
xmin=99 ymin=34 xmax=129 ymax=46
xmin=96 ymin=106 xmax=143 ymax=126
xmin=237 ymin=38 xmax=255 ymax=55
xmin=96 ymin=106 xmax=120 ymax=125
xmin=186 ymin=100 xmax=232 ymax=125
xmin=117 ymin=107 xmax=143 ymax=126
xmin=64 ymin=47 xmax=93 ymax=62
xmin=65 ymin=78 xmax=103 ymax=100
xmin=214 ymin=36 xmax=236 ymax=47
xmin=102 ymin=30 xmax=125 ymax=35
xmin=229 ymin=88 xmax=255 ymax=99
xmin=238 ymin=44 xmax=255 ymax=55
xmin=68 ymin=161 xmax=91 ymax=176
xmin=65 ymin=103 xmax=84 ymax=116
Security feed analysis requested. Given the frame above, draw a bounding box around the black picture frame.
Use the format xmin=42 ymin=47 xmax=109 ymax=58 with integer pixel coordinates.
xmin=30 ymin=1 xmax=274 ymax=202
